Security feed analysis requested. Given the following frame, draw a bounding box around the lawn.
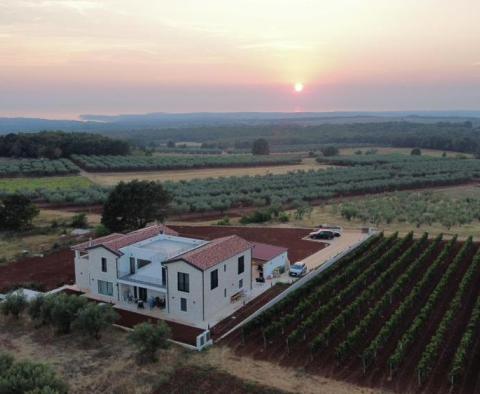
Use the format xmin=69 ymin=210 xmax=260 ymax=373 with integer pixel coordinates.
xmin=0 ymin=176 xmax=93 ymax=193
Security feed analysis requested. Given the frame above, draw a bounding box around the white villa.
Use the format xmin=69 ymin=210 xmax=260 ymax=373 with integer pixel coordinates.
xmin=72 ymin=225 xmax=256 ymax=327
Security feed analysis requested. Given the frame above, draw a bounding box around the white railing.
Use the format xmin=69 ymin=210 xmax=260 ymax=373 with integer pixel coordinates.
xmin=216 ymin=231 xmax=377 ymax=341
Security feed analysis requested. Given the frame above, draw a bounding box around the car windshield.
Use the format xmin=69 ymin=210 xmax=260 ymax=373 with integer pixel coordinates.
xmin=292 ymin=263 xmax=303 ymax=269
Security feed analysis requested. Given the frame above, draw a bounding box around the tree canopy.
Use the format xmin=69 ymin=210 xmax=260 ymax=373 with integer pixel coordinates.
xmin=251 ymin=138 xmax=270 ymax=155
xmin=0 ymin=195 xmax=39 ymax=231
xmin=101 ymin=180 xmax=171 ymax=232
xmin=0 ymin=131 xmax=130 ymax=158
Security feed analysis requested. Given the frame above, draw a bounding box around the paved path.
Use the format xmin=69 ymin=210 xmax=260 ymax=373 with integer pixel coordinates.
xmin=302 ymin=230 xmax=368 ymax=271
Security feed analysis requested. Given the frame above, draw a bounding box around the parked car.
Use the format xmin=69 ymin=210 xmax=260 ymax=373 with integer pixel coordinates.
xmin=316 ymin=224 xmax=343 ymax=236
xmin=309 ymin=230 xmax=335 ymax=240
xmin=289 ymin=262 xmax=307 ymax=277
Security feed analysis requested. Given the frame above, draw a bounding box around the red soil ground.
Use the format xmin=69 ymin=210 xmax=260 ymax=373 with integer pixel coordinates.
xmin=0 ymin=249 xmax=74 ymax=293
xmin=171 ymin=225 xmax=327 ymax=262
xmin=211 ymin=283 xmax=288 ymax=340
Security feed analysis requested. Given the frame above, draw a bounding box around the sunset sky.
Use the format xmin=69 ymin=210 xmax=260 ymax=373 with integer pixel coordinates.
xmin=0 ymin=0 xmax=479 ymax=118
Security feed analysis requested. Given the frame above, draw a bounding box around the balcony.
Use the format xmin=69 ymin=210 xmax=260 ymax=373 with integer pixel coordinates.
xmin=118 ymin=273 xmax=167 ymax=291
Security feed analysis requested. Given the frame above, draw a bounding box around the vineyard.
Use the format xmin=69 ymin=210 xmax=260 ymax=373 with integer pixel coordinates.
xmin=228 ymin=233 xmax=480 ymax=393
xmin=0 ymin=158 xmax=79 ymax=177
xmin=70 ymin=154 xmax=301 ymax=172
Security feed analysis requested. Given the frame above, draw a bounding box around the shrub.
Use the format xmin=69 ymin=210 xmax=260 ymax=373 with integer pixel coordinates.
xmin=94 ymin=223 xmax=110 ymax=237
xmin=320 ymin=146 xmax=339 ymax=157
xmin=128 ymin=322 xmax=171 ymax=362
xmin=251 ymin=139 xmax=270 ymax=155
xmin=28 ymin=295 xmax=45 ymax=323
xmin=411 ymin=148 xmax=422 ymax=156
xmin=73 ymin=303 xmax=118 ymax=339
xmin=239 ymin=210 xmax=272 ymax=224
xmin=278 ymin=212 xmax=290 ymax=223
xmin=0 ymin=356 xmax=67 ymax=394
xmin=49 ymin=294 xmax=88 ymax=334
xmin=70 ymin=213 xmax=88 ymax=228
xmin=1 ymin=291 xmax=27 ymax=319
xmin=216 ymin=216 xmax=231 ymax=226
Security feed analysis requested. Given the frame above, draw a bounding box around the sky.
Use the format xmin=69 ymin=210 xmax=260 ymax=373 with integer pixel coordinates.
xmin=0 ymin=0 xmax=479 ymax=119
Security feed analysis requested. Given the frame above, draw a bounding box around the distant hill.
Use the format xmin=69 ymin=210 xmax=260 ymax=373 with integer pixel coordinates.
xmin=0 ymin=111 xmax=479 ymax=134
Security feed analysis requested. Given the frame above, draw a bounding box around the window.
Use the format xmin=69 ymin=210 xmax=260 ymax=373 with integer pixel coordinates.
xmin=101 ymin=258 xmax=107 ymax=273
xmin=161 ymin=267 xmax=167 ymax=286
xmin=180 ymin=297 xmax=187 ymax=312
xmin=224 ymin=288 xmax=227 ymax=298
xmin=238 ymin=256 xmax=245 ymax=274
xmin=210 ymin=269 xmax=218 ymax=290
xmin=98 ymin=280 xmax=113 ymax=296
xmin=224 ymin=264 xmax=226 ymax=272
xmin=137 ymin=259 xmax=151 ymax=269
xmin=178 ymin=272 xmax=190 ymax=293
xmin=129 ymin=257 xmax=135 ymax=274
xmin=239 ymin=279 xmax=243 ymax=289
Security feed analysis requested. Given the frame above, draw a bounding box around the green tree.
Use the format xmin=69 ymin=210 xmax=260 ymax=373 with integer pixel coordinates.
xmin=0 ymin=355 xmax=67 ymax=394
xmin=101 ymin=180 xmax=172 ymax=232
xmin=0 ymin=291 xmax=27 ymax=319
xmin=73 ymin=303 xmax=118 ymax=339
xmin=411 ymin=148 xmax=422 ymax=156
xmin=251 ymin=138 xmax=270 ymax=155
xmin=128 ymin=322 xmax=171 ymax=362
xmin=49 ymin=294 xmax=88 ymax=334
xmin=320 ymin=146 xmax=339 ymax=157
xmin=0 ymin=195 xmax=39 ymax=231
xmin=70 ymin=213 xmax=88 ymax=228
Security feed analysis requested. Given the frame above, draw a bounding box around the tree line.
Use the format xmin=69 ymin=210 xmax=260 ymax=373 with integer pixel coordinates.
xmin=0 ymin=131 xmax=130 ymax=158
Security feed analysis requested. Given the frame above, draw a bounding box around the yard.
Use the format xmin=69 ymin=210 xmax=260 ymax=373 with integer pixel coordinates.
xmin=0 ymin=314 xmax=380 ymax=394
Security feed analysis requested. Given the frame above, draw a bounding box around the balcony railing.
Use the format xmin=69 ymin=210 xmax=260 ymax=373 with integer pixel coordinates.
xmin=119 ymin=273 xmax=166 ymax=289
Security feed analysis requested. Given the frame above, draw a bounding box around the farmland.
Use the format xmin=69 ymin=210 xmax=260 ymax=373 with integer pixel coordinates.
xmin=226 ymin=233 xmax=480 ymax=393
xmin=82 ymin=158 xmax=327 ymax=185
xmin=0 ymin=158 xmax=79 ymax=177
xmin=71 ymin=153 xmax=301 ymax=172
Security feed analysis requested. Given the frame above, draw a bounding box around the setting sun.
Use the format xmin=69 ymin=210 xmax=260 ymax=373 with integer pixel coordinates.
xmin=294 ymin=83 xmax=304 ymax=93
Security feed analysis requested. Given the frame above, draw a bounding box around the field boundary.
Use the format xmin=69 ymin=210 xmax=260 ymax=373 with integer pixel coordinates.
xmin=217 ymin=230 xmax=376 ymax=341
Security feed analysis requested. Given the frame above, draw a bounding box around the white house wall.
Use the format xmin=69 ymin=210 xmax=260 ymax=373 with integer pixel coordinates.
xmin=166 ymin=260 xmax=204 ymax=322
xmin=78 ymin=247 xmax=119 ymax=302
xmin=203 ymin=249 xmax=252 ymax=322
xmin=262 ymin=252 xmax=288 ymax=278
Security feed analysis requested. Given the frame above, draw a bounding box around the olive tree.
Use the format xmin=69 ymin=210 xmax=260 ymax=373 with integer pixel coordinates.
xmin=128 ymin=322 xmax=171 ymax=362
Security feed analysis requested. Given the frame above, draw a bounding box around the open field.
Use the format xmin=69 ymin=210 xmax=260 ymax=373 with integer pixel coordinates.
xmin=0 ymin=209 xmax=100 ymax=263
xmin=339 ymin=146 xmax=472 ymax=158
xmin=225 ymin=233 xmax=480 ymax=393
xmin=0 ymin=315 xmax=380 ymax=394
xmin=81 ymin=158 xmax=328 ymax=186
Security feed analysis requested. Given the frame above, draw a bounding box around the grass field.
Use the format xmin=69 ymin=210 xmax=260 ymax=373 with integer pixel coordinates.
xmin=0 ymin=176 xmax=93 ymax=193
xmin=82 ymin=158 xmax=330 ymax=186
xmin=339 ymin=146 xmax=472 ymax=158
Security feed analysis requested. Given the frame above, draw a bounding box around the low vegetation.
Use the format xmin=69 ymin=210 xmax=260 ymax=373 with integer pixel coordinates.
xmin=0 ymin=158 xmax=79 ymax=177
xmin=0 ymin=353 xmax=68 ymax=393
xmin=337 ymin=191 xmax=480 ymax=228
xmin=70 ymin=153 xmax=299 ymax=172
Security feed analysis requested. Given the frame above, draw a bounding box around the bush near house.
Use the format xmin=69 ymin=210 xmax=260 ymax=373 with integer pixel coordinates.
xmin=0 ymin=353 xmax=67 ymax=394
xmin=128 ymin=322 xmax=171 ymax=362
xmin=0 ymin=291 xmax=27 ymax=319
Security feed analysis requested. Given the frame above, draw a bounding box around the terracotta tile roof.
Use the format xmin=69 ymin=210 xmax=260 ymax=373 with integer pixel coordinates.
xmin=72 ymin=224 xmax=178 ymax=254
xmin=168 ymin=235 xmax=252 ymax=270
xmin=252 ymin=242 xmax=288 ymax=261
